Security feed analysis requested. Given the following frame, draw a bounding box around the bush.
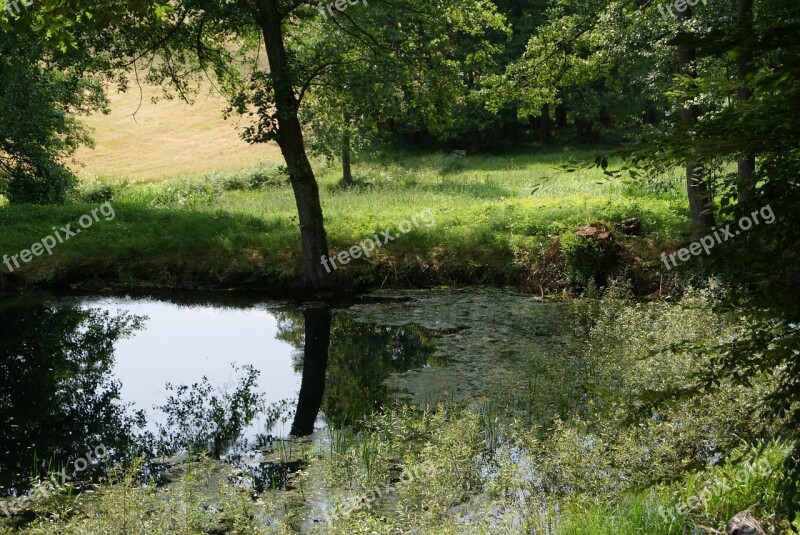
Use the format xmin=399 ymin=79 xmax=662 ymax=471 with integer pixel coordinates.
xmin=1 ymin=164 xmax=77 ymax=205
xmin=559 ymin=228 xmax=616 ymax=290
xmin=214 ymin=164 xmax=289 ymax=191
xmin=114 ymin=164 xmax=288 ymax=209
xmin=74 ymin=181 xmax=118 ymax=204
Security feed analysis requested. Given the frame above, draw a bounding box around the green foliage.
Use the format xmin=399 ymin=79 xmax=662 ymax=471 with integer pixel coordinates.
xmin=0 ymin=0 xmax=169 ymax=53
xmin=0 ymin=151 xmax=686 ymax=291
xmin=73 ymin=181 xmax=117 ymax=204
xmin=90 ymin=164 xmax=288 ymax=208
xmin=155 ymin=365 xmax=265 ymax=459
xmin=1 ymin=456 xmax=270 ymax=534
xmin=559 ymin=230 xmax=616 ymax=291
xmin=0 ymin=0 xmax=169 ymax=205
xmin=2 ymin=290 xmax=797 ymax=533
xmin=0 ymin=36 xmax=89 ymax=204
xmin=558 ymin=493 xmax=684 ymax=535
xmin=545 ymin=4 xmax=800 ymax=504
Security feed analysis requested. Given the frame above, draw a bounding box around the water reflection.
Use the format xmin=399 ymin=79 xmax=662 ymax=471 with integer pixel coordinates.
xmin=323 ymin=314 xmax=435 ymax=426
xmin=277 ymin=309 xmax=436 ymax=429
xmin=0 ymin=299 xmax=145 ymax=494
xmin=0 ymin=294 xmax=438 ymax=495
xmin=290 ymin=306 xmax=331 ymax=436
xmin=234 ymin=306 xmax=436 ymax=493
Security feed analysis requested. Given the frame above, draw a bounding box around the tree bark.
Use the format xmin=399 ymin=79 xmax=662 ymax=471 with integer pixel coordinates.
xmin=737 ymin=0 xmax=756 ymax=204
xmin=341 ymin=114 xmax=353 ymax=186
xmin=677 ymin=5 xmax=716 ymax=238
xmin=290 ymin=306 xmax=331 ymax=436
xmin=540 ymin=103 xmax=550 ymax=142
xmin=555 ymin=102 xmax=567 ymax=129
xmin=256 ymin=0 xmax=332 ymax=291
xmin=644 ymin=103 xmax=657 ymax=124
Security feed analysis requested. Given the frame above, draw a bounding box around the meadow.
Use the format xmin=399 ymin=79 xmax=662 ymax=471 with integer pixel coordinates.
xmin=0 ymin=149 xmax=690 ymax=293
xmin=0 ymin=85 xmax=694 ymax=293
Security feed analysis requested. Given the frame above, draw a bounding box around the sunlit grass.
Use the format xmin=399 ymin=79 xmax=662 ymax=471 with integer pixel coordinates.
xmin=0 ymin=150 xmax=689 ymax=291
xmin=71 ymin=84 xmax=282 ymax=182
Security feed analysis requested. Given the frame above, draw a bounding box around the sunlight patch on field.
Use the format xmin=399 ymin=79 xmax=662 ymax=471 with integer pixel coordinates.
xmin=71 ymin=84 xmax=282 ymax=182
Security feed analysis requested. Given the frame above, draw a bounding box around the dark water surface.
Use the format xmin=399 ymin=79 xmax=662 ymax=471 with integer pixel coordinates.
xmin=0 ymin=288 xmax=579 ymax=495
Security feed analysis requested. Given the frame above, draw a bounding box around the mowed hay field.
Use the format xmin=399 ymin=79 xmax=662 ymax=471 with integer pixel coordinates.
xmin=71 ymin=84 xmax=283 ymax=182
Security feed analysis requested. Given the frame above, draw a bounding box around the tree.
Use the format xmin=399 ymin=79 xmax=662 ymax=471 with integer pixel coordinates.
xmin=735 ymin=0 xmax=755 ymax=204
xmin=676 ymin=3 xmax=716 ymax=238
xmin=131 ymin=0 xmax=506 ymax=290
xmin=620 ymin=0 xmax=800 ymax=517
xmin=301 ymin=0 xmax=509 ymax=181
xmin=0 ymin=0 xmax=168 ymax=204
xmin=0 ymin=35 xmax=89 ymax=203
xmin=257 ymin=0 xmax=332 ymax=291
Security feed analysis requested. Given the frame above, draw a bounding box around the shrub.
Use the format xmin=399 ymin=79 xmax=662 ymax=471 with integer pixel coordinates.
xmin=1 ymin=164 xmax=77 ymax=205
xmin=215 ymin=164 xmax=289 ymax=191
xmin=74 ymin=181 xmax=118 ymax=204
xmin=559 ymin=228 xmax=616 ymax=290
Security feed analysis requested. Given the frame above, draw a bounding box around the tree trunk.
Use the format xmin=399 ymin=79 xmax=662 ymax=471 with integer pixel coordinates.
xmin=256 ymin=0 xmax=332 ymax=291
xmin=290 ymin=306 xmax=331 ymax=436
xmin=555 ymin=102 xmax=567 ymax=129
xmin=540 ymin=103 xmax=550 ymax=142
xmin=677 ymin=5 xmax=716 ymax=238
xmin=737 ymin=0 xmax=756 ymax=204
xmin=341 ymin=115 xmax=353 ymax=186
xmin=644 ymin=103 xmax=657 ymax=124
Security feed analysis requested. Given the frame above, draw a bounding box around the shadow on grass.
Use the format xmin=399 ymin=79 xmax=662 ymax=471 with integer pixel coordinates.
xmin=355 ymin=145 xmax=616 ymax=173
xmin=0 ymin=203 xmax=301 ymax=291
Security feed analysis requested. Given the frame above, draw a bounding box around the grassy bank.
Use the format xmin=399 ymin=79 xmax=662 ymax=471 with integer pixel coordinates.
xmin=0 ymin=151 xmax=689 ymax=294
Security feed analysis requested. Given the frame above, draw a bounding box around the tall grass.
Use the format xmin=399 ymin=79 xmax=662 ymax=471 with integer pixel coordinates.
xmin=0 ymin=151 xmax=688 ymax=292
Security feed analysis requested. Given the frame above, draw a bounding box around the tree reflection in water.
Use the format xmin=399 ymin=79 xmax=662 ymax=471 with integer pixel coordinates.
xmin=277 ymin=308 xmax=436 ymax=432
xmin=0 ymin=300 xmax=145 ymax=495
xmin=229 ymin=306 xmax=436 ymax=493
xmin=0 ymin=297 xmax=437 ymax=497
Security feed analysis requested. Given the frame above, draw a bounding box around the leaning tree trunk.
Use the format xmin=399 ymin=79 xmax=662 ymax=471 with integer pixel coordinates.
xmin=677 ymin=5 xmax=716 ymax=238
xmin=341 ymin=113 xmax=353 ymax=186
xmin=737 ymin=0 xmax=756 ymax=204
xmin=257 ymin=0 xmax=332 ymax=291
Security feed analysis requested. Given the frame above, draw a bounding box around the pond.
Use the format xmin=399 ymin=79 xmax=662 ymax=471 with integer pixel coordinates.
xmin=0 ymin=287 xmax=583 ymax=497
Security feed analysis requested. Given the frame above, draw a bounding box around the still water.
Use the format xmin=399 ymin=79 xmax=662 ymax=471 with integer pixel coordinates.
xmin=0 ymin=288 xmax=579 ymax=495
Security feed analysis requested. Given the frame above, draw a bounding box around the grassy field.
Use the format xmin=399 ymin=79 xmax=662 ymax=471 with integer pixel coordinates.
xmin=71 ymin=84 xmax=282 ymax=181
xmin=0 ymin=149 xmax=690 ymax=293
